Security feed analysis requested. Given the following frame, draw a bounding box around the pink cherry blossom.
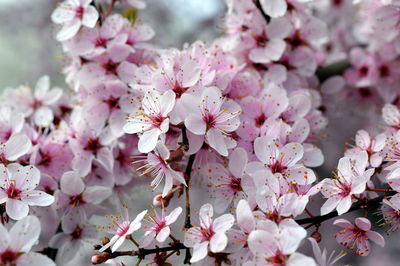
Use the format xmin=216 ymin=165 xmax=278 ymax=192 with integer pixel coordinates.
xmin=141 ymin=206 xmax=182 ymax=247
xmin=248 ymin=219 xmax=315 ymax=266
xmin=124 ymin=90 xmax=175 ymax=153
xmin=248 ymin=136 xmax=316 ymax=185
xmin=0 ymin=163 xmax=54 ymax=220
xmin=308 ymin=237 xmax=345 ymax=266
xmin=99 ymin=208 xmax=147 ymax=252
xmin=184 ymin=203 xmax=235 ymax=263
xmin=184 ymin=87 xmax=241 ymax=156
xmin=334 ymin=217 xmax=385 ymax=256
xmin=0 ymin=134 xmax=32 ymax=164
xmin=134 ymin=141 xmax=186 ymax=197
xmin=345 ymin=129 xmax=386 ymax=167
xmin=51 ymin=0 xmax=99 ymax=41
xmin=0 ymin=216 xmax=55 ymax=266
xmin=320 ymin=151 xmax=374 ymax=215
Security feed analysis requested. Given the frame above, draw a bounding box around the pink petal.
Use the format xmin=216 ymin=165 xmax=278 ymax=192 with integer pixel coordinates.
xmin=213 ymin=214 xmax=234 ymax=232
xmin=260 ymin=0 xmax=287 ymax=18
xmin=190 ymin=241 xmax=209 ymax=263
xmin=229 ymin=147 xmax=248 ymax=178
xmin=236 ymin=199 xmax=255 ymax=233
xmin=365 ymin=231 xmax=385 ymax=247
xmin=60 ymin=171 xmax=85 ymax=195
xmin=138 ymin=129 xmax=161 ymax=153
xmin=82 ymin=5 xmax=99 ymax=28
xmin=210 ymin=232 xmax=228 ymax=253
xmin=355 ymin=217 xmax=371 ymax=231
xmin=5 ymin=134 xmax=32 ymax=161
xmin=165 ymin=207 xmax=182 ymax=225
xmin=199 ymin=203 xmax=213 ymax=229
xmin=156 ymin=226 xmax=170 ymax=243
xmin=6 ymin=199 xmax=29 ymax=220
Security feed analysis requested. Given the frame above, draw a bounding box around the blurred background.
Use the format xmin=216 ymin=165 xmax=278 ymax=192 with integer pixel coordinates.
xmin=0 ymin=0 xmax=395 ymax=265
xmin=0 ymin=0 xmax=225 ymax=89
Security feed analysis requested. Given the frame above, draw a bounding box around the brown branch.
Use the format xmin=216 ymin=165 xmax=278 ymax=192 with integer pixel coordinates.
xmin=296 ymin=192 xmax=395 ymax=225
xmin=92 ymin=243 xmax=187 ymax=264
xmin=254 ymin=0 xmax=271 ymax=23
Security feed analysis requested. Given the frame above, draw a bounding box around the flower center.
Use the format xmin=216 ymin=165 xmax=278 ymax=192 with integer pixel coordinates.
xmin=69 ymin=194 xmax=86 ymax=207
xmin=269 ymin=162 xmax=287 ymax=174
xmin=75 ymin=5 xmax=84 ymax=19
xmin=71 ymin=226 xmax=83 ymax=240
xmin=267 ymin=250 xmax=288 ymax=265
xmin=255 ymin=114 xmax=267 ymax=127
xmin=172 ymin=85 xmax=188 ymax=98
xmin=229 ymin=176 xmax=242 ymax=193
xmin=203 ymin=113 xmax=216 ymax=130
xmin=1 ymin=250 xmax=18 ymax=264
xmin=200 ymin=227 xmax=214 ymax=241
xmin=6 ymin=183 xmax=21 ymax=199
xmin=85 ymin=138 xmax=102 ymax=153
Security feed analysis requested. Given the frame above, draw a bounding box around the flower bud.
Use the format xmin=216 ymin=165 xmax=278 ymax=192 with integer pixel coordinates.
xmin=91 ymin=253 xmax=111 ymax=264
xmin=311 ymin=230 xmax=322 ymax=243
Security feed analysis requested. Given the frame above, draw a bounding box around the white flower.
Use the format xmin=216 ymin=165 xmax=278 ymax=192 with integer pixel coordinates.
xmin=51 ymin=0 xmax=99 ymax=41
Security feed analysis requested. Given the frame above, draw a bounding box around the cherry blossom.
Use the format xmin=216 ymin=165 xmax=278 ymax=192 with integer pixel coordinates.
xmin=134 ymin=141 xmax=186 ymax=197
xmin=334 ymin=218 xmax=385 ymax=256
xmin=319 ymin=151 xmax=374 ymax=215
xmin=248 ymin=219 xmax=316 ymax=265
xmin=141 ymin=206 xmax=182 ymax=247
xmin=124 ymin=90 xmax=176 ymax=153
xmin=51 ymin=0 xmax=99 ymax=41
xmin=0 ymin=216 xmax=55 ymax=266
xmin=99 ymin=208 xmax=147 ymax=252
xmin=184 ymin=203 xmax=234 ymax=263
xmin=0 ymin=163 xmax=54 ymax=220
xmin=184 ymin=86 xmax=241 ymax=156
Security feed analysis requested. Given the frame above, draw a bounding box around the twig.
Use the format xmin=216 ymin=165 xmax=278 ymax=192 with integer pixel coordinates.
xmin=254 ymin=0 xmax=271 ymax=23
xmin=296 ymin=192 xmax=395 ymax=225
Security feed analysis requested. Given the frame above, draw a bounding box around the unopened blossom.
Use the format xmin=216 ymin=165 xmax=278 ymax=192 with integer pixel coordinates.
xmin=51 ymin=0 xmax=99 ymax=41
xmin=141 ymin=206 xmax=182 ymax=247
xmin=0 ymin=216 xmax=55 ymax=266
xmin=184 ymin=203 xmax=235 ymax=263
xmin=0 ymin=163 xmax=54 ymax=220
xmin=99 ymin=208 xmax=147 ymax=252
xmin=308 ymin=237 xmax=345 ymax=266
xmin=134 ymin=141 xmax=186 ymax=197
xmin=248 ymin=219 xmax=316 ymax=265
xmin=345 ymin=129 xmax=386 ymax=167
xmin=320 ymin=151 xmax=374 ymax=215
xmin=124 ymin=90 xmax=176 ymax=153
xmin=184 ymin=87 xmax=241 ymax=156
xmin=334 ymin=218 xmax=385 ymax=256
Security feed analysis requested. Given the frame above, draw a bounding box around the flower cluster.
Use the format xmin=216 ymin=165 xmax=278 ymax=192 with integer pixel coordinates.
xmin=2 ymin=0 xmax=400 ymax=265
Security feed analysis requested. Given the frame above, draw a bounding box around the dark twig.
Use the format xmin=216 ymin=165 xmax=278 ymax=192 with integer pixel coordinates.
xmin=254 ymin=0 xmax=271 ymax=23
xmin=296 ymin=192 xmax=395 ymax=225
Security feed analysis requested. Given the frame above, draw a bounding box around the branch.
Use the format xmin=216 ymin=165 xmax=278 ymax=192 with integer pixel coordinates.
xmin=92 ymin=243 xmax=187 ymax=264
xmin=254 ymin=0 xmax=271 ymax=23
xmin=296 ymin=192 xmax=395 ymax=225
xmin=184 ymin=154 xmax=196 ymax=229
xmin=316 ymin=60 xmax=351 ymax=83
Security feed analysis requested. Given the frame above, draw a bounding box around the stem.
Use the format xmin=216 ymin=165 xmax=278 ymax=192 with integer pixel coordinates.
xmin=366 ymin=188 xmax=394 ymax=193
xmin=315 ymin=60 xmax=351 ymax=82
xmin=184 ymin=154 xmax=196 ymax=229
xmin=296 ymin=192 xmax=395 ymax=225
xmin=254 ymin=0 xmax=271 ymax=23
